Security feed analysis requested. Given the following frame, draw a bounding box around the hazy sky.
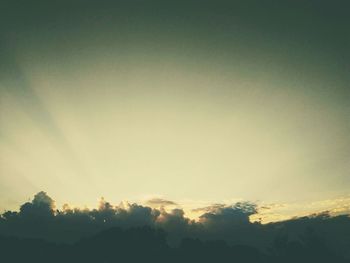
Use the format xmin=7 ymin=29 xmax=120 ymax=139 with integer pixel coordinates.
xmin=1 ymin=1 xmax=349 ymax=218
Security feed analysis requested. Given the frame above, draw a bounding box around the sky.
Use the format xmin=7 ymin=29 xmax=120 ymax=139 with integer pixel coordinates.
xmin=1 ymin=0 xmax=349 ymax=221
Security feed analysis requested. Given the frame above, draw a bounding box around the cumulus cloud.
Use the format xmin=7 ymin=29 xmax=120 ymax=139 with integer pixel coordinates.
xmin=0 ymin=193 xmax=258 ymax=244
xmin=199 ymin=202 xmax=257 ymax=225
xmin=1 ymin=192 xmax=350 ymax=263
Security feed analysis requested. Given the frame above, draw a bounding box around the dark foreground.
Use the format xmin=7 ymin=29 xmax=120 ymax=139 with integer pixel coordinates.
xmin=1 ymin=226 xmax=349 ymax=263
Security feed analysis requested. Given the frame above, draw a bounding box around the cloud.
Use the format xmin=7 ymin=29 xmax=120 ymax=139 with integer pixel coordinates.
xmin=251 ymin=196 xmax=350 ymax=223
xmin=1 ymin=192 xmax=350 ymax=263
xmin=1 ymin=192 xmax=350 ymax=261
xmin=32 ymin=191 xmax=55 ymax=209
xmin=191 ymin=203 xmax=226 ymax=213
xmin=198 ymin=202 xmax=257 ymax=226
xmin=145 ymin=198 xmax=178 ymax=207
xmin=17 ymin=191 xmax=55 ymax=219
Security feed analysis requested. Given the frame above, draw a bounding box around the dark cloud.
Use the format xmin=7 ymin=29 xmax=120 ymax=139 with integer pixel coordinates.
xmin=1 ymin=192 xmax=350 ymax=263
xmin=199 ymin=202 xmax=256 ymax=226
xmin=191 ymin=203 xmax=226 ymax=213
xmin=145 ymin=198 xmax=178 ymax=207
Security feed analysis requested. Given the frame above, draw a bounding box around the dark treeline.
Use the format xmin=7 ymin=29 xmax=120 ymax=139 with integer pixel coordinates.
xmin=1 ymin=192 xmax=350 ymax=262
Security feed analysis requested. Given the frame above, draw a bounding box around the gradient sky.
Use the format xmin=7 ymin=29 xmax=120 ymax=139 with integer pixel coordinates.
xmin=1 ymin=0 xmax=349 ymax=219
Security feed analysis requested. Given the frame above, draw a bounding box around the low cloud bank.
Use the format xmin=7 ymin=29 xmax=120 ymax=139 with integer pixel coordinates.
xmin=1 ymin=192 xmax=350 ymax=262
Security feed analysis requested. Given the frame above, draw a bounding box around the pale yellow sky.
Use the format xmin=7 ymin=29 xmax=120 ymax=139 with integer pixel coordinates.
xmin=1 ymin=3 xmax=349 ymax=220
xmin=1 ymin=47 xmax=349 ymax=220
